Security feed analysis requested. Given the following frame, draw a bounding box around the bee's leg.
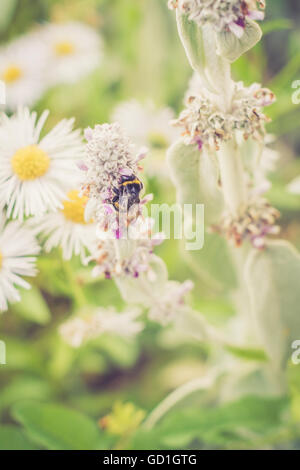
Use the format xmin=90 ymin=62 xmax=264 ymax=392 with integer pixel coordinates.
xmin=112 ymin=195 xmax=120 ymax=212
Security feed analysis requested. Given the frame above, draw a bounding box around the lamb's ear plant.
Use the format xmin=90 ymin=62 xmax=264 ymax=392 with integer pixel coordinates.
xmin=146 ymin=0 xmax=300 ymax=415
xmin=47 ymin=1 xmax=299 ymax=437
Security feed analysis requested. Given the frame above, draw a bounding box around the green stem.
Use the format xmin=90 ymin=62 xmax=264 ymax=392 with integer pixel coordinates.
xmin=143 ymin=370 xmax=219 ymax=430
xmin=217 ymin=139 xmax=247 ymax=216
xmin=62 ymin=258 xmax=86 ymax=309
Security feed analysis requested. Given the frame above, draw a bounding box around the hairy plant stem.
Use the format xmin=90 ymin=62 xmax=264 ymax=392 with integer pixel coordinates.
xmin=217 ymin=139 xmax=247 ymax=217
xmin=143 ymin=370 xmax=219 ymax=430
xmin=62 ymin=258 xmax=86 ymax=309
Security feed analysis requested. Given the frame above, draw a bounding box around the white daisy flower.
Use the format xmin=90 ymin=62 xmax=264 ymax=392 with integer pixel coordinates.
xmin=60 ymin=306 xmax=144 ymax=348
xmin=0 ymin=33 xmax=47 ymax=111
xmin=0 ymin=213 xmax=40 ymax=312
xmin=32 ymin=189 xmax=97 ymax=263
xmin=0 ymin=107 xmax=84 ymax=221
xmin=38 ymin=21 xmax=102 ymax=85
xmin=112 ymin=100 xmax=179 ymax=150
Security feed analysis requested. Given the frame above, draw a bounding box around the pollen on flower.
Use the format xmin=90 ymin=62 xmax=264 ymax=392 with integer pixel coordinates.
xmin=89 ymin=216 xmax=164 ymax=279
xmin=54 ymin=40 xmax=75 ymax=56
xmin=2 ymin=64 xmax=23 ymax=83
xmin=212 ymin=198 xmax=280 ymax=248
xmin=173 ymin=82 xmax=275 ymax=150
xmin=80 ymin=123 xmax=146 ymax=223
xmin=11 ymin=145 xmax=50 ymax=181
xmin=62 ymin=190 xmax=90 ymax=224
xmin=168 ymin=0 xmax=265 ymax=35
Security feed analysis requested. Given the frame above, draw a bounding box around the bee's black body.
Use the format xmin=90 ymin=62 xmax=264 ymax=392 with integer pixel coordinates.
xmin=112 ymin=174 xmax=143 ymax=211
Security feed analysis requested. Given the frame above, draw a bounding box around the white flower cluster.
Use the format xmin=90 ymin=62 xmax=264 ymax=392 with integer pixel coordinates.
xmin=172 ymin=82 xmax=275 ymax=150
xmin=0 ymin=213 xmax=40 ymax=311
xmin=60 ymin=306 xmax=144 ymax=348
xmin=81 ymin=123 xmax=144 ymax=217
xmin=0 ymin=106 xmax=100 ymax=312
xmin=0 ymin=107 xmax=84 ymax=221
xmin=148 ymin=280 xmax=194 ymax=325
xmin=90 ymin=217 xmax=164 ymax=279
xmin=0 ymin=22 xmax=102 ymax=111
xmin=214 ymin=197 xmax=280 ymax=248
xmin=168 ymin=0 xmax=265 ymax=37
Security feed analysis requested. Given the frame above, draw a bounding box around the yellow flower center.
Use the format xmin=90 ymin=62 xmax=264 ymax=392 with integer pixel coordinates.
xmin=54 ymin=41 xmax=75 ymax=56
xmin=62 ymin=190 xmax=90 ymax=224
xmin=2 ymin=65 xmax=23 ymax=83
xmin=11 ymin=145 xmax=50 ymax=181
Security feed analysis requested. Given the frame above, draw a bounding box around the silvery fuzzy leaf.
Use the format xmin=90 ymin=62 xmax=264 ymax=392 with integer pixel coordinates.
xmin=115 ymin=255 xmax=168 ymax=306
xmin=245 ymin=240 xmax=300 ymax=371
xmin=216 ymin=19 xmax=262 ymax=63
xmin=183 ymin=232 xmax=237 ymax=291
xmin=176 ymin=12 xmax=232 ymax=97
xmin=167 ymin=139 xmax=224 ymax=225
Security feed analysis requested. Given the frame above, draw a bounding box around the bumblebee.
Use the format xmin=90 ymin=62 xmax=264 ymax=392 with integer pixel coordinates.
xmin=112 ymin=174 xmax=143 ymax=211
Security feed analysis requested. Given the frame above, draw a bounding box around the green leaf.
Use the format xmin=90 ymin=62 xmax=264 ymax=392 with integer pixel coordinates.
xmin=37 ymin=255 xmax=73 ymax=297
xmin=176 ymin=12 xmax=232 ymax=95
xmin=96 ymin=335 xmax=139 ymax=369
xmin=245 ymin=240 xmax=300 ymax=370
xmin=225 ymin=345 xmax=268 ymax=362
xmin=194 ymin=298 xmax=235 ymax=324
xmin=0 ymin=0 xmax=17 ymax=33
xmin=175 ymin=12 xmax=208 ymax=87
xmin=12 ymin=402 xmax=104 ymax=450
xmin=1 ymin=336 xmax=44 ymax=372
xmin=0 ymin=377 xmax=52 ymax=414
xmin=216 ymin=19 xmax=262 ymax=63
xmin=184 ymin=232 xmax=237 ymax=291
xmin=267 ymin=182 xmax=300 ymax=212
xmin=167 ymin=140 xmax=224 ymax=225
xmin=268 ymin=51 xmax=300 ymax=94
xmin=261 ymin=19 xmax=293 ymax=35
xmin=132 ymin=396 xmax=287 ymax=449
xmin=115 ymin=255 xmax=168 ymax=305
xmin=0 ymin=426 xmax=38 ymax=450
xmin=12 ymin=286 xmax=51 ymax=325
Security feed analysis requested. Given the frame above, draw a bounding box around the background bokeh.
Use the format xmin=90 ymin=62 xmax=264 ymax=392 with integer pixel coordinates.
xmin=0 ymin=0 xmax=300 ymax=450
